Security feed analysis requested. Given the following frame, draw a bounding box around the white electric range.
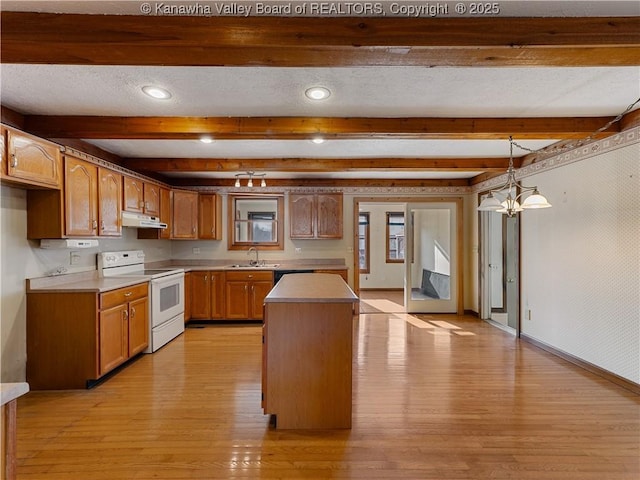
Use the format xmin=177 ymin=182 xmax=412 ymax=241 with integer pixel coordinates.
xmin=99 ymin=250 xmax=185 ymax=353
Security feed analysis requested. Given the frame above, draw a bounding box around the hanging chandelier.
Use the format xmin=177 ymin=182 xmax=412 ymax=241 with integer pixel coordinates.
xmin=234 ymin=171 xmax=266 ymax=188
xmin=477 ymin=136 xmax=551 ymax=217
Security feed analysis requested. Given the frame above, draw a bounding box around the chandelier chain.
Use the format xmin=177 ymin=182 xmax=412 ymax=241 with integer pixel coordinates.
xmin=511 ymin=96 xmax=640 ymax=157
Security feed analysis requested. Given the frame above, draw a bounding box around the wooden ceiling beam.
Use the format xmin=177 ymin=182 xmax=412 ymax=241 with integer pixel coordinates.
xmin=25 ymin=116 xmax=618 ymax=140
xmin=2 ymin=13 xmax=639 ymax=67
xmin=123 ymin=157 xmax=510 ymax=173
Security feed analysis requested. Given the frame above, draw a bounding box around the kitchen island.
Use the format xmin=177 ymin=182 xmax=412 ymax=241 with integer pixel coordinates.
xmin=262 ymin=273 xmax=358 ymax=429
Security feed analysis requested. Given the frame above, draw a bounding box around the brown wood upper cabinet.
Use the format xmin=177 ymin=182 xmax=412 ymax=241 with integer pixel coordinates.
xmin=137 ymin=187 xmax=171 ymax=240
xmin=65 ymin=156 xmax=98 ymax=236
xmin=289 ymin=193 xmax=343 ymax=239
xmin=198 ymin=193 xmax=222 ymax=240
xmin=27 ymin=156 xmax=123 ymax=239
xmin=2 ymin=127 xmax=62 ymax=189
xmin=123 ymin=176 xmax=160 ymax=216
xmin=172 ymin=189 xmax=198 ymax=239
xmin=98 ymin=167 xmax=122 ymax=236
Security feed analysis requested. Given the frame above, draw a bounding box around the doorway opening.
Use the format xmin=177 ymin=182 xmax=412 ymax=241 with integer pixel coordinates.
xmin=353 ymin=197 xmax=463 ymax=315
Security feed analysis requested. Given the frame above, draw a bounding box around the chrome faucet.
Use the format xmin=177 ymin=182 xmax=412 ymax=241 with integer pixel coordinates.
xmin=248 ymin=246 xmax=260 ymax=266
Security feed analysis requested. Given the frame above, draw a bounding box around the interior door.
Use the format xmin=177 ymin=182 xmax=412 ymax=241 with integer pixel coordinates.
xmin=404 ymin=202 xmax=457 ymax=313
xmin=479 ymin=193 xmax=520 ymax=333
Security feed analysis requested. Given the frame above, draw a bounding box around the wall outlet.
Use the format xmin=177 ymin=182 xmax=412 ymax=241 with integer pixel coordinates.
xmin=295 ymin=248 xmax=302 ymax=254
xmin=192 ymin=247 xmax=201 ymax=255
xmin=69 ymin=251 xmax=81 ymax=265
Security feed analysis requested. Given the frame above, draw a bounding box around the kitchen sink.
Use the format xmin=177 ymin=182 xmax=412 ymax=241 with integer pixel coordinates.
xmin=227 ymin=263 xmax=279 ymax=268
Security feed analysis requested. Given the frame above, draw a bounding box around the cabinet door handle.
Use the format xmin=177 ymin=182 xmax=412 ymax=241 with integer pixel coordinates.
xmin=123 ymin=310 xmax=128 ymax=320
xmin=204 ymin=275 xmax=208 ymax=281
xmin=139 ymin=200 xmax=145 ymax=208
xmin=245 ymin=285 xmax=248 ymax=291
xmin=101 ymin=220 xmax=106 ymax=230
xmin=192 ymin=227 xmax=196 ymax=234
xmin=10 ymin=154 xmax=18 ymax=168
xmin=92 ymin=220 xmax=98 ymax=229
xmin=131 ymin=307 xmax=136 ymax=318
xmin=124 ymin=292 xmax=133 ymax=297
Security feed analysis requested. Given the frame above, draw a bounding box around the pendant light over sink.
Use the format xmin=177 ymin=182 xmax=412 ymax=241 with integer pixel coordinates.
xmin=234 ymin=171 xmax=266 ymax=188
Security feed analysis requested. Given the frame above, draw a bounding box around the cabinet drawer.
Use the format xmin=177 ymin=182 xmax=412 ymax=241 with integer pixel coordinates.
xmin=100 ymin=283 xmax=148 ymax=310
xmin=225 ymin=270 xmax=273 ymax=282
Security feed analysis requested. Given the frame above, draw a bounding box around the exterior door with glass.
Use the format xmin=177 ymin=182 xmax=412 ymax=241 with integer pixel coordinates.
xmin=404 ymin=202 xmax=458 ymax=313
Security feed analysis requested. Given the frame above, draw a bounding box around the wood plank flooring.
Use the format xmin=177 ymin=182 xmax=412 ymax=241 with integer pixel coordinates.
xmin=15 ymin=292 xmax=640 ymax=479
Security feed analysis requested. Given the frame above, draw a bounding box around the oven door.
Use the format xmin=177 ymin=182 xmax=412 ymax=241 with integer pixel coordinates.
xmin=151 ymin=272 xmax=185 ymax=328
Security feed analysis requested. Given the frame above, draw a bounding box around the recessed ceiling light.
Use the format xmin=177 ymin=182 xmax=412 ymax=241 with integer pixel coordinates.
xmin=141 ymin=85 xmax=172 ymax=100
xmin=311 ymin=137 xmax=325 ymax=144
xmin=305 ymin=86 xmax=331 ymax=101
xmin=200 ymin=136 xmax=214 ymax=144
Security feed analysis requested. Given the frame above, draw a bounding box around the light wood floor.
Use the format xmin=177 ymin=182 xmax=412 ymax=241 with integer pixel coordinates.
xmin=15 ymin=292 xmax=640 ymax=479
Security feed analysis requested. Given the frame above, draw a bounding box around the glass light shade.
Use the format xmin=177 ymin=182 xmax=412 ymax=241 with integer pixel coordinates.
xmin=234 ymin=177 xmax=240 ymax=188
xmin=497 ymin=200 xmax=523 ymax=214
xmin=261 ymin=178 xmax=267 ymax=187
xmin=478 ymin=195 xmax=502 ymax=211
xmin=522 ymin=193 xmax=552 ymax=209
xmin=247 ymin=178 xmax=253 ymax=188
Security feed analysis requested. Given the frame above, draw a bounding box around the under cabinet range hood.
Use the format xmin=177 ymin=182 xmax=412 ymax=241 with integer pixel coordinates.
xmin=121 ymin=211 xmax=167 ymax=229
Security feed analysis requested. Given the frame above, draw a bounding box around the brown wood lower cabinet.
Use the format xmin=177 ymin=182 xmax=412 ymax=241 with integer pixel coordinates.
xmin=225 ymin=270 xmax=273 ymax=320
xmin=184 ymin=272 xmax=192 ymax=322
xmin=27 ymin=283 xmax=149 ymax=390
xmin=190 ymin=271 xmax=225 ymax=321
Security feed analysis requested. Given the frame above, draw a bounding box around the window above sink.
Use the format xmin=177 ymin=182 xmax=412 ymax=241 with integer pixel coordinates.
xmin=228 ymin=194 xmax=284 ymax=251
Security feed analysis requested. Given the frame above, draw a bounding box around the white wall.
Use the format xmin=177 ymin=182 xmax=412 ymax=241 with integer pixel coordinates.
xmin=357 ymin=203 xmax=404 ymax=289
xmin=0 ymin=185 xmax=172 ymax=382
xmin=519 ymin=141 xmax=640 ymax=383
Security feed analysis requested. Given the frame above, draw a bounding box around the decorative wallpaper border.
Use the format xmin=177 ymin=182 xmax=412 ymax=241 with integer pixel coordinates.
xmin=202 ymin=185 xmax=473 ymax=195
xmin=475 ymin=126 xmax=640 ymax=193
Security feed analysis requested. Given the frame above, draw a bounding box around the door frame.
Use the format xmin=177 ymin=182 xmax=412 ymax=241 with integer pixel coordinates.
xmin=477 ymin=190 xmax=521 ymax=335
xmin=353 ymin=196 xmax=464 ymax=315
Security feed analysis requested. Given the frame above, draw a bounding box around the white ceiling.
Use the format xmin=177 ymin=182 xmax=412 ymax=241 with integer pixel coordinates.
xmin=2 ymin=65 xmax=638 ymax=118
xmin=1 ymin=4 xmax=639 ymax=182
xmin=2 ymin=65 xmax=638 ymax=172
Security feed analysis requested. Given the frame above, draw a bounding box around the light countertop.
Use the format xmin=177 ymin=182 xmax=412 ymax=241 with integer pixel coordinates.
xmin=27 ymin=260 xmax=348 ymax=293
xmin=1 ymin=383 xmax=29 ymax=406
xmin=265 ymin=273 xmax=358 ymax=303
xmin=27 ymin=272 xmax=149 ymax=293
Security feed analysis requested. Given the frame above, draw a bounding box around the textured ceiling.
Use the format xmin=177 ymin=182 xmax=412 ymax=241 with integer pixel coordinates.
xmin=1 ymin=3 xmax=639 ymax=183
